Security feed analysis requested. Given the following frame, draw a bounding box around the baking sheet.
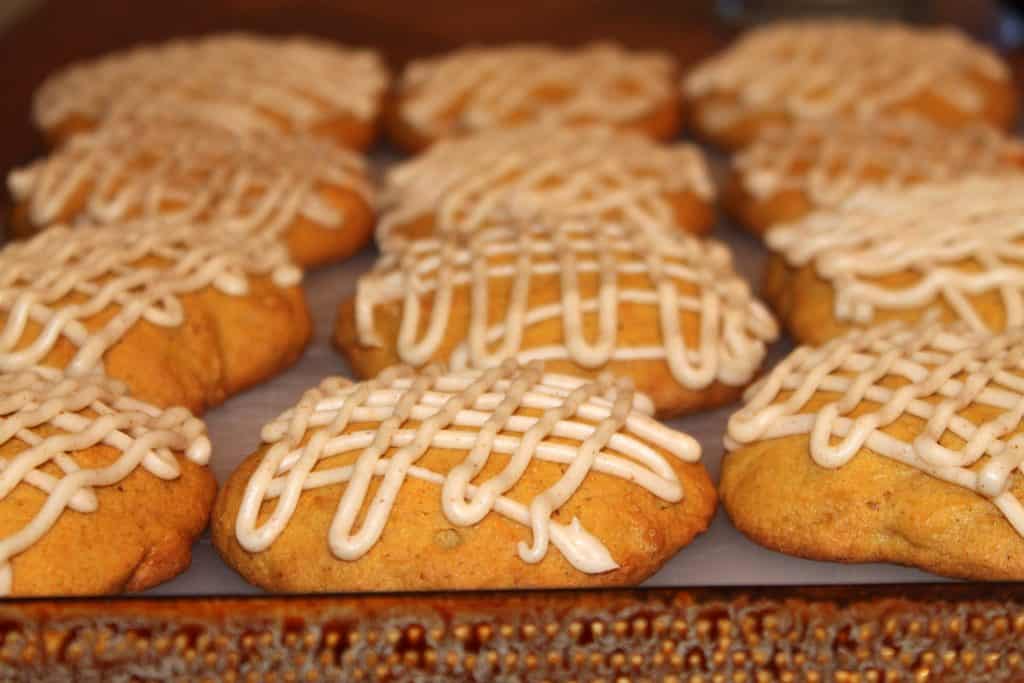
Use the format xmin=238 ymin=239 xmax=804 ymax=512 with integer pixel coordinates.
xmin=147 ymin=153 xmax=944 ymax=597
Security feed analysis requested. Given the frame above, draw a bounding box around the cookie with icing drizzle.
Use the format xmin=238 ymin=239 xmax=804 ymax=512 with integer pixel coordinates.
xmin=724 ymin=117 xmax=1024 ymax=236
xmin=336 ymin=220 xmax=779 ymax=418
xmin=212 ymin=361 xmax=716 ymax=591
xmin=8 ymin=118 xmax=376 ymax=268
xmin=0 ymin=366 xmax=215 ymax=596
xmin=377 ymin=124 xmax=714 ymax=249
xmin=764 ymin=176 xmax=1024 ymax=346
xmin=389 ymin=43 xmax=680 ymax=152
xmin=684 ymin=20 xmax=1016 ymax=150
xmin=722 ymin=318 xmax=1024 ymax=580
xmin=33 ymin=33 xmax=388 ymax=150
xmin=0 ymin=220 xmax=311 ymax=414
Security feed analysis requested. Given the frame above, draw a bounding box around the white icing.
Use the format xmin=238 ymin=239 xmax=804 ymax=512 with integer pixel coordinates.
xmin=235 ymin=361 xmax=701 ymax=573
xmin=355 ymin=220 xmax=778 ymax=392
xmin=8 ymin=119 xmax=373 ymax=237
xmin=767 ymin=177 xmax=1024 ymax=331
xmin=400 ymin=43 xmax=674 ymax=138
xmin=377 ymin=124 xmax=712 ymax=249
xmin=685 ymin=20 xmax=1009 ymax=133
xmin=33 ymin=33 xmax=388 ymax=137
xmin=0 ymin=220 xmax=301 ymax=376
xmin=0 ymin=366 xmax=209 ymax=595
xmin=727 ymin=319 xmax=1024 ymax=537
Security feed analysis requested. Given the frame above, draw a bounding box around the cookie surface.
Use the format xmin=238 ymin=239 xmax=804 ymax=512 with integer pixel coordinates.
xmin=725 ymin=117 xmax=1024 ymax=236
xmin=0 ymin=367 xmax=215 ymax=596
xmin=337 ymin=220 xmax=778 ymax=418
xmin=684 ymin=20 xmax=1016 ymax=150
xmin=0 ymin=221 xmax=311 ymax=414
xmin=33 ymin=33 xmax=388 ymax=150
xmin=213 ymin=362 xmax=717 ymax=592
xmin=390 ymin=43 xmax=680 ymax=152
xmin=722 ymin=320 xmax=1024 ymax=580
xmin=377 ymin=125 xmax=714 ymax=249
xmin=764 ymin=177 xmax=1024 ymax=346
xmin=8 ymin=119 xmax=375 ymax=267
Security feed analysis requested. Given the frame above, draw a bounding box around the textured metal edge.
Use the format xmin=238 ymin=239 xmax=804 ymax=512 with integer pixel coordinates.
xmin=1 ymin=584 xmax=1022 ymax=681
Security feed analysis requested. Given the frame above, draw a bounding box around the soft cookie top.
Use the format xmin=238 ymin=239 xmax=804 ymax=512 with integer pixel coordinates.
xmin=390 ymin=43 xmax=680 ymax=151
xmin=684 ymin=20 xmax=1016 ymax=149
xmin=33 ymin=33 xmax=389 ymax=150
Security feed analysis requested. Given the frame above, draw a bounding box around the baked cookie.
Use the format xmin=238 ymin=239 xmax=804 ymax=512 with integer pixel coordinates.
xmin=389 ymin=43 xmax=680 ymax=152
xmin=684 ymin=20 xmax=1016 ymax=150
xmin=33 ymin=33 xmax=388 ymax=150
xmin=213 ymin=361 xmax=717 ymax=592
xmin=336 ymin=220 xmax=778 ymax=418
xmin=725 ymin=117 xmax=1024 ymax=236
xmin=8 ymin=118 xmax=375 ymax=268
xmin=764 ymin=177 xmax=1024 ymax=346
xmin=0 ymin=221 xmax=311 ymax=414
xmin=722 ymin=319 xmax=1024 ymax=580
xmin=0 ymin=366 xmax=215 ymax=596
xmin=377 ymin=124 xmax=714 ymax=249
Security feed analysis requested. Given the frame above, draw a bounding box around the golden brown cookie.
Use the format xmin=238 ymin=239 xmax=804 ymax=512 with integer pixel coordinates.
xmin=724 ymin=117 xmax=1024 ymax=236
xmin=0 ymin=367 xmax=216 ymax=596
xmin=722 ymin=319 xmax=1024 ymax=580
xmin=377 ymin=125 xmax=714 ymax=249
xmin=33 ymin=33 xmax=389 ymax=150
xmin=8 ymin=119 xmax=375 ymax=268
xmin=389 ymin=43 xmax=681 ymax=152
xmin=764 ymin=177 xmax=1024 ymax=346
xmin=336 ymin=220 xmax=778 ymax=418
xmin=213 ymin=362 xmax=717 ymax=592
xmin=684 ymin=20 xmax=1017 ymax=150
xmin=0 ymin=221 xmax=311 ymax=415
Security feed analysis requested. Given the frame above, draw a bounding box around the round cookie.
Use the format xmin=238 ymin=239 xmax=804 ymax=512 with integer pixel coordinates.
xmin=33 ymin=33 xmax=389 ymax=150
xmin=724 ymin=117 xmax=1024 ymax=236
xmin=722 ymin=319 xmax=1024 ymax=580
xmin=8 ymin=119 xmax=375 ymax=268
xmin=377 ymin=124 xmax=714 ymax=249
xmin=213 ymin=362 xmax=717 ymax=592
xmin=684 ymin=20 xmax=1017 ymax=150
xmin=0 ymin=220 xmax=311 ymax=415
xmin=337 ymin=220 xmax=778 ymax=418
xmin=764 ymin=177 xmax=1024 ymax=347
xmin=389 ymin=43 xmax=680 ymax=152
xmin=0 ymin=367 xmax=215 ymax=596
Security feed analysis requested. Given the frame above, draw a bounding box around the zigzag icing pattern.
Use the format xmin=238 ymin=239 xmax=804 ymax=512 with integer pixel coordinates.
xmin=727 ymin=319 xmax=1024 ymax=537
xmin=767 ymin=177 xmax=1024 ymax=331
xmin=0 ymin=366 xmax=210 ymax=595
xmin=235 ymin=361 xmax=700 ymax=573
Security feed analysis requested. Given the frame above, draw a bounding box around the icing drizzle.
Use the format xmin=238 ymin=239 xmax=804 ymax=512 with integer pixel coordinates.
xmin=727 ymin=319 xmax=1024 ymax=537
xmin=356 ymin=220 xmax=778 ymax=391
xmin=767 ymin=177 xmax=1024 ymax=331
xmin=235 ymin=361 xmax=701 ymax=573
xmin=377 ymin=124 xmax=713 ymax=248
xmin=0 ymin=366 xmax=210 ymax=595
xmin=400 ymin=43 xmax=674 ymax=137
xmin=685 ymin=20 xmax=1008 ymax=133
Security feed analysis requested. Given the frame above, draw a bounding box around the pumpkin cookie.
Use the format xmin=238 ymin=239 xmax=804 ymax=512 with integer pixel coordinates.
xmin=8 ymin=118 xmax=375 ymax=268
xmin=722 ymin=319 xmax=1024 ymax=580
xmin=0 ymin=367 xmax=215 ymax=596
xmin=377 ymin=124 xmax=714 ymax=249
xmin=33 ymin=33 xmax=388 ymax=150
xmin=725 ymin=117 xmax=1024 ymax=236
xmin=213 ymin=362 xmax=717 ymax=592
xmin=0 ymin=221 xmax=311 ymax=414
xmin=389 ymin=43 xmax=680 ymax=152
xmin=336 ymin=220 xmax=778 ymax=418
xmin=684 ymin=20 xmax=1016 ymax=150
xmin=764 ymin=177 xmax=1024 ymax=346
